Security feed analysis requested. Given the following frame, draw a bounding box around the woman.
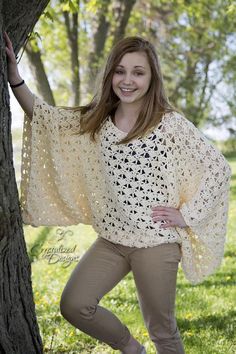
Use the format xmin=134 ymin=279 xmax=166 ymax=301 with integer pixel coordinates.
xmin=5 ymin=32 xmax=231 ymax=354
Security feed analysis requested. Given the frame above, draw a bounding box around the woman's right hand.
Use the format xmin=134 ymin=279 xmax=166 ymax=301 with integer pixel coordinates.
xmin=4 ymin=31 xmax=34 ymax=118
xmin=4 ymin=31 xmax=22 ymax=85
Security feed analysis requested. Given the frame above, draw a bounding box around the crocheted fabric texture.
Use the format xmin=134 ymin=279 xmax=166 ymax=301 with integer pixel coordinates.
xmin=20 ymin=95 xmax=232 ymax=284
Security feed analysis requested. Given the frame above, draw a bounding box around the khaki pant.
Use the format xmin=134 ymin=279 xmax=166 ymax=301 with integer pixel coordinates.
xmin=60 ymin=237 xmax=185 ymax=354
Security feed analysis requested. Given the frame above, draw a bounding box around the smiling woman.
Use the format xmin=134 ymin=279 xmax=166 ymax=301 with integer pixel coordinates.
xmin=6 ymin=34 xmax=231 ymax=354
xmin=111 ymin=52 xmax=152 ymax=133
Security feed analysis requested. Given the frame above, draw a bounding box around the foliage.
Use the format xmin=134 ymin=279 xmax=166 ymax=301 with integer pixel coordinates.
xmin=24 ymin=157 xmax=236 ymax=354
xmin=214 ymin=138 xmax=236 ymax=158
xmin=25 ymin=0 xmax=236 ymax=132
xmin=146 ymin=0 xmax=236 ymax=127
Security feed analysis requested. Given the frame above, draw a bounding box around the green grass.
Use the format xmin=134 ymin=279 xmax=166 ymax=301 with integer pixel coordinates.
xmin=24 ymin=157 xmax=236 ymax=354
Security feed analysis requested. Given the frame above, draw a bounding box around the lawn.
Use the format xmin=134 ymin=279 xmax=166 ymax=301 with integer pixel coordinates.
xmin=24 ymin=157 xmax=236 ymax=354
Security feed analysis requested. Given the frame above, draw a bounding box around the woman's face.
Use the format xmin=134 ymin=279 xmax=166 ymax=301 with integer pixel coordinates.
xmin=112 ymin=51 xmax=152 ymax=106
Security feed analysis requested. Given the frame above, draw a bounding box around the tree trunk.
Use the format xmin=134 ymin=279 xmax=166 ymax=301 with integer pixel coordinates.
xmin=1 ymin=1 xmax=50 ymax=352
xmin=87 ymin=0 xmax=136 ymax=93
xmin=111 ymin=0 xmax=136 ymax=46
xmin=87 ymin=0 xmax=111 ymax=92
xmin=63 ymin=9 xmax=80 ymax=106
xmin=26 ymin=42 xmax=55 ymax=105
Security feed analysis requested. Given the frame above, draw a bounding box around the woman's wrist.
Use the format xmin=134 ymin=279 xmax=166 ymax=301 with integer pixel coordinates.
xmin=9 ymin=73 xmax=23 ymax=86
xmin=10 ymin=80 xmax=25 ymax=89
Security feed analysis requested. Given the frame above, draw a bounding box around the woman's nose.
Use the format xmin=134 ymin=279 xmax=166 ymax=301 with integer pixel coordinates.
xmin=122 ymin=73 xmax=133 ymax=84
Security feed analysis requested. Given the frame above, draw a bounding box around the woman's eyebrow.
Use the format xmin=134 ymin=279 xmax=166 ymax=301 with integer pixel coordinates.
xmin=116 ymin=64 xmax=146 ymax=69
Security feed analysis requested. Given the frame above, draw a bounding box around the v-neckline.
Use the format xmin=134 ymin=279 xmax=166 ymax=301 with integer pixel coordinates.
xmin=106 ymin=112 xmax=168 ymax=139
xmin=108 ymin=116 xmax=130 ymax=135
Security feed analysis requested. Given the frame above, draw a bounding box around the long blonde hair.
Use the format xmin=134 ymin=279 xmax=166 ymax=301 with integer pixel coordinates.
xmin=73 ymin=36 xmax=175 ymax=145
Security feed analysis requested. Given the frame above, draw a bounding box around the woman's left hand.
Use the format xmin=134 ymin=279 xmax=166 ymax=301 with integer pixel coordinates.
xmin=151 ymin=206 xmax=188 ymax=229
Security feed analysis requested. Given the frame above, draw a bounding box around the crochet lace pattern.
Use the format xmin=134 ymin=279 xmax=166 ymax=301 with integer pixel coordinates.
xmin=20 ymin=95 xmax=232 ymax=284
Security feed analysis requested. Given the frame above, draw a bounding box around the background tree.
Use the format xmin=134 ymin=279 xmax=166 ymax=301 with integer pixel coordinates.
xmin=0 ymin=1 xmax=50 ymax=352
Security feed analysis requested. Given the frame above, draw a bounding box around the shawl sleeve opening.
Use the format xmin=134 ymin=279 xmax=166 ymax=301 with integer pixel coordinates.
xmin=20 ymin=95 xmax=92 ymax=227
xmin=173 ymin=114 xmax=232 ymax=284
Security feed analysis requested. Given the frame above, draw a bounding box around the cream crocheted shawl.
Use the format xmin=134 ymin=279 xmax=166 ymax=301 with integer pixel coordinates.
xmin=20 ymin=95 xmax=232 ymax=285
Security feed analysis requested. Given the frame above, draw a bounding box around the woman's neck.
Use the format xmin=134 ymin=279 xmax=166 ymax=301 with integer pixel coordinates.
xmin=115 ymin=101 xmax=142 ymax=124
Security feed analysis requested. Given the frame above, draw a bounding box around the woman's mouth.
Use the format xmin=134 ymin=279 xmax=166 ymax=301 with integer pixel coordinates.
xmin=120 ymin=88 xmax=137 ymax=95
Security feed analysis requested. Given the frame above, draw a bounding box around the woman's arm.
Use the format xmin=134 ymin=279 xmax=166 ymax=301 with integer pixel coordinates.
xmin=174 ymin=113 xmax=232 ymax=227
xmin=4 ymin=32 xmax=34 ymax=119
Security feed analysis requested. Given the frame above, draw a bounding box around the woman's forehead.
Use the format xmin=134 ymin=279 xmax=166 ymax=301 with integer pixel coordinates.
xmin=117 ymin=51 xmax=149 ymax=68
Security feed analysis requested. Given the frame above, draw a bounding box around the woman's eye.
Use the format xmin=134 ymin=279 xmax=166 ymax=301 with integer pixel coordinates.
xmin=114 ymin=70 xmax=144 ymax=76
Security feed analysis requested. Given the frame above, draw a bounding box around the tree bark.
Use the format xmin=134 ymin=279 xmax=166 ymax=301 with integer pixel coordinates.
xmin=3 ymin=0 xmax=49 ymax=54
xmin=1 ymin=1 xmax=50 ymax=352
